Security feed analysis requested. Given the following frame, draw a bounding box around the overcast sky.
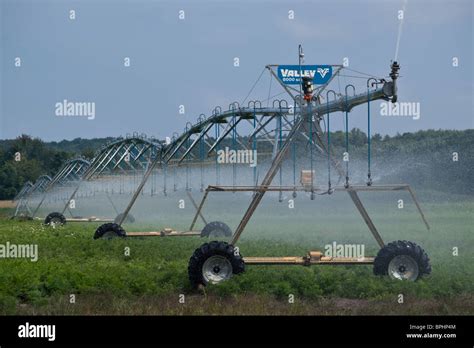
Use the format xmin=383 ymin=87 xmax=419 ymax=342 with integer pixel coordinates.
xmin=1 ymin=0 xmax=472 ymax=141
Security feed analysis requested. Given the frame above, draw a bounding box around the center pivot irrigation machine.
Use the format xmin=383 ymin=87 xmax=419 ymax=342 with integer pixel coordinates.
xmin=92 ymin=45 xmax=431 ymax=287
xmin=11 ymin=157 xmax=105 ymax=224
xmin=13 ymin=136 xmax=172 ymax=225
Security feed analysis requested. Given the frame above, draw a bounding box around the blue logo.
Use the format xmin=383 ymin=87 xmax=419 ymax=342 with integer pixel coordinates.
xmin=277 ymin=65 xmax=332 ymax=85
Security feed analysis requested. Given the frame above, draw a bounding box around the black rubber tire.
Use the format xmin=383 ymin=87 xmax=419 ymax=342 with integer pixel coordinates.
xmin=373 ymin=240 xmax=431 ymax=280
xmin=44 ymin=212 xmax=66 ymax=226
xmin=94 ymin=223 xmax=127 ymax=240
xmin=188 ymin=241 xmax=245 ymax=288
xmin=114 ymin=213 xmax=135 ymax=224
xmin=200 ymin=221 xmax=232 ymax=238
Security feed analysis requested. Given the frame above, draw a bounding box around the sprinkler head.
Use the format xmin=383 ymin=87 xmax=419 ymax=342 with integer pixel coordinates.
xmin=390 ymin=61 xmax=400 ymax=80
xmin=302 ymin=76 xmax=314 ymax=101
xmin=389 ymin=61 xmax=400 ymax=103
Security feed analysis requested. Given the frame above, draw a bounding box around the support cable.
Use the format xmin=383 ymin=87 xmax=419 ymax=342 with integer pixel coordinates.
xmin=309 ymin=102 xmax=314 ymax=200
xmin=326 ymin=90 xmax=337 ymax=193
xmin=185 ymin=124 xmax=191 ymax=191
xmin=278 ymin=108 xmax=283 ymax=202
xmin=292 ymin=131 xmax=297 ymax=198
xmin=232 ymin=110 xmax=237 ymax=190
xmin=266 ymin=72 xmax=273 ymax=107
xmin=215 ymin=123 xmax=220 ymax=185
xmin=344 ymin=84 xmax=355 ymax=188
xmin=241 ymin=67 xmax=266 ymax=106
xmin=253 ymin=106 xmax=257 ymax=186
xmin=366 ymin=79 xmax=376 ymax=186
xmin=200 ymin=131 xmax=204 ymax=192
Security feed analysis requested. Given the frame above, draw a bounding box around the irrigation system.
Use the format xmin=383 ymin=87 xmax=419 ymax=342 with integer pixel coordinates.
xmin=13 ymin=45 xmax=432 ymax=287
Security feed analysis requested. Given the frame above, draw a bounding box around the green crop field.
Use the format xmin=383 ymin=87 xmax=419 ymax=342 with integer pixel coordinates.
xmin=0 ymin=190 xmax=473 ymax=315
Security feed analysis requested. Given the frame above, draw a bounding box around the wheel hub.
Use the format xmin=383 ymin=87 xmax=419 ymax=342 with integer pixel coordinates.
xmin=202 ymin=255 xmax=232 ymax=284
xmin=388 ymin=255 xmax=419 ymax=281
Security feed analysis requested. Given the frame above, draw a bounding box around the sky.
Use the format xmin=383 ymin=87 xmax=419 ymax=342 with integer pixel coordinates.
xmin=0 ymin=0 xmax=472 ymax=141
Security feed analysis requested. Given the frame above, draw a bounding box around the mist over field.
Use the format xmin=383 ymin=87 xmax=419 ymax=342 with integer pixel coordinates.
xmin=15 ymin=128 xmax=471 ymax=225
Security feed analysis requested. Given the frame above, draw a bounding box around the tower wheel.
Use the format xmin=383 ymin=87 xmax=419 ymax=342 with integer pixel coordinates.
xmin=188 ymin=241 xmax=245 ymax=288
xmin=374 ymin=240 xmax=431 ymax=281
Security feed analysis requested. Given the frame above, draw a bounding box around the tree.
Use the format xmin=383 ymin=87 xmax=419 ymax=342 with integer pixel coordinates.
xmin=81 ymin=148 xmax=96 ymax=160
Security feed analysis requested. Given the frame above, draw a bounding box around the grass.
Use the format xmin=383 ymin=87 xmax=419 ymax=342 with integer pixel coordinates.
xmin=0 ymin=190 xmax=473 ymax=315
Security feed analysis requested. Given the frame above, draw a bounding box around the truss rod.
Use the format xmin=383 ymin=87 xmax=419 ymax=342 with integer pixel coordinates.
xmin=231 ymin=114 xmax=306 ymax=244
xmin=207 ymin=117 xmax=243 ymax=154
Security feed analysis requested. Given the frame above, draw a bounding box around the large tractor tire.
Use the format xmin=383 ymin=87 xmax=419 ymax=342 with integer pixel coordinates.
xmin=188 ymin=241 xmax=245 ymax=288
xmin=94 ymin=223 xmax=127 ymax=240
xmin=114 ymin=213 xmax=135 ymax=224
xmin=374 ymin=240 xmax=431 ymax=281
xmin=200 ymin=221 xmax=232 ymax=238
xmin=44 ymin=212 xmax=66 ymax=226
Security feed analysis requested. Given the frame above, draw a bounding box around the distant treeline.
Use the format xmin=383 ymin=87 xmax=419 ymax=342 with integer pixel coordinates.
xmin=0 ymin=135 xmax=112 ymax=199
xmin=0 ymin=129 xmax=472 ymax=199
